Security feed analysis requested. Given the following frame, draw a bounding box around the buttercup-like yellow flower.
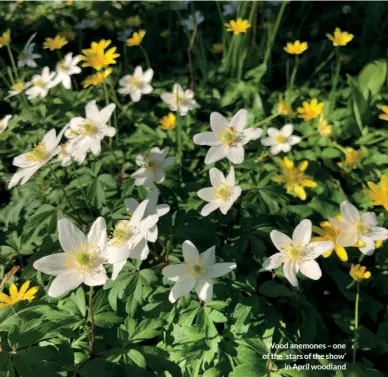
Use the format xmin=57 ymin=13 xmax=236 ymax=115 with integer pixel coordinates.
xmin=318 ymin=114 xmax=333 ymax=137
xmin=375 ymin=240 xmax=384 ymax=249
xmin=159 ymin=112 xmax=176 ymax=130
xmin=212 ymin=43 xmax=224 ymax=54
xmin=0 ymin=281 xmax=39 ymax=309
xmin=327 ymin=28 xmax=354 ymax=47
xmin=278 ymin=93 xmax=293 ymax=116
xmin=272 ymin=157 xmax=317 ymax=201
xmin=82 ymin=68 xmax=112 ymax=88
xmin=350 ymin=264 xmax=371 ymax=282
xmin=297 ymin=98 xmax=324 ymax=121
xmin=225 ymin=18 xmax=251 ymax=35
xmin=312 ymin=219 xmax=348 ymax=261
xmin=364 ymin=175 xmax=388 ymax=210
xmin=127 ymin=15 xmax=142 ymax=27
xmin=0 ymin=29 xmax=11 ymax=48
xmin=80 ymin=39 xmax=120 ymax=71
xmin=284 ymin=40 xmax=308 ymax=55
xmin=126 ymin=30 xmax=146 ymax=47
xmin=378 ymin=105 xmax=388 ymax=121
xmin=338 ymin=147 xmax=363 ymax=169
xmin=43 ymin=35 xmax=68 ymax=51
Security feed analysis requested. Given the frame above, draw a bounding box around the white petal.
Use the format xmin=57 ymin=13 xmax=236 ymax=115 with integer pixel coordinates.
xmin=358 ymin=235 xmax=376 ymax=256
xmin=129 ymin=238 xmax=150 ymax=260
xmin=124 ymin=198 xmax=140 ymax=213
xmin=230 ymin=109 xmax=248 ymax=131
xmin=156 ymin=204 xmax=170 ymax=217
xmin=201 ymin=201 xmax=220 ymax=216
xmin=130 ymin=90 xmax=142 ymax=102
xmin=303 ymin=241 xmax=334 ymax=260
xmin=159 ymin=156 xmax=175 ymax=169
xmin=267 ymin=128 xmax=279 ymax=137
xmin=58 ymin=218 xmax=86 ymax=253
xmin=209 ymin=167 xmax=225 ymax=187
xmin=85 ymin=100 xmax=99 ymax=120
xmin=206 ymin=262 xmax=236 ymax=278
xmin=48 ymin=271 xmax=84 ymax=298
xmin=271 ymin=144 xmax=283 ymax=155
xmin=225 ymin=166 xmax=235 ymax=187
xmin=200 ymin=246 xmax=215 ymax=265
xmin=336 ymin=230 xmax=358 ymax=247
xmin=288 ymin=135 xmax=301 ymax=146
xmin=130 ymin=199 xmax=149 ymax=225
xmin=226 ymin=145 xmax=244 ymax=164
xmin=146 ymin=189 xmax=159 ymax=212
xmin=340 ymin=201 xmax=360 ymax=222
xmin=261 ymin=137 xmax=274 ymax=147
xmin=111 ymin=260 xmax=126 ymax=280
xmin=263 ymin=253 xmax=284 ymax=270
xmin=361 ymin=212 xmax=377 ymax=227
xmin=365 ymin=226 xmax=388 ymax=241
xmin=87 ymin=217 xmax=107 ymax=250
xmin=281 ymin=123 xmax=293 ymax=137
xmin=143 ymin=68 xmax=154 ymax=82
xmin=99 ymin=103 xmax=116 ymax=125
xmin=205 ymin=145 xmax=228 ymax=164
xmin=13 ymin=153 xmax=35 ymax=168
xmin=84 ymin=269 xmax=108 ymax=286
xmin=292 ymin=219 xmax=312 ymax=245
xmin=283 ymin=262 xmax=298 ymax=287
xmin=197 ymin=187 xmax=216 ymax=202
xmin=162 ymin=264 xmax=186 ymax=280
xmin=168 ymin=275 xmax=196 ymax=303
xmin=299 ymin=260 xmax=322 ymax=280
xmin=193 ymin=132 xmax=220 ymax=146
xmin=270 ymin=230 xmax=291 ymax=252
xmin=106 ymin=245 xmax=130 ymax=264
xmin=147 ymin=225 xmax=158 ymax=242
xmin=210 ymin=112 xmax=229 ymax=133
xmin=33 ymin=253 xmax=68 ymax=276
xmin=240 ymin=128 xmax=262 ymax=144
xmin=195 ymin=277 xmax=213 ymax=302
xmin=182 ymin=240 xmax=199 ymax=263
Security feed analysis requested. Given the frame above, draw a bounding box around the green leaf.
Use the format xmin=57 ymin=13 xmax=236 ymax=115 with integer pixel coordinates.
xmin=229 ymin=363 xmax=267 ymax=377
xmin=259 ymin=281 xmax=295 ymax=298
xmin=358 ymin=59 xmax=387 ymax=99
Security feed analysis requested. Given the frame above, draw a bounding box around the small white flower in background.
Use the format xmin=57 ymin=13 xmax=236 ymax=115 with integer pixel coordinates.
xmin=56 ymin=141 xmax=75 ymax=167
xmin=162 ymin=240 xmax=236 ymax=303
xmin=74 ymin=19 xmax=97 ymax=30
xmin=25 ymin=67 xmax=57 ymax=100
xmin=160 ymin=83 xmax=196 ymax=116
xmin=18 ymin=43 xmax=41 ymax=68
xmin=261 ymin=123 xmax=301 ymax=155
xmin=106 ymin=199 xmax=159 ymax=280
xmin=131 ymin=146 xmax=176 ymax=187
xmin=223 ymin=2 xmax=238 ymax=16
xmin=197 ymin=166 xmax=242 ymax=217
xmin=181 ymin=11 xmax=204 ymax=31
xmin=117 ymin=28 xmax=133 ymax=43
xmin=64 ymin=100 xmax=116 ymax=164
xmin=0 ymin=115 xmax=12 ymax=134
xmin=118 ymin=66 xmax=154 ymax=102
xmin=8 ymin=127 xmax=67 ymax=189
xmin=124 ymin=189 xmax=170 ymax=243
xmin=263 ymin=219 xmax=334 ymax=287
xmin=193 ymin=109 xmax=262 ymax=164
xmin=7 ymin=81 xmax=30 ymax=98
xmin=33 ymin=217 xmax=108 ymax=297
xmin=54 ymin=53 xmax=81 ymax=89
xmin=332 ymin=201 xmax=388 ymax=256
xmin=342 ymin=5 xmax=351 ymax=14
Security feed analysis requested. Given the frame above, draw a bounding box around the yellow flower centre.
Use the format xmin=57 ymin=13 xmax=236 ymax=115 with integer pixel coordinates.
xmin=33 ymin=79 xmax=46 ymax=88
xmin=65 ymin=243 xmax=101 ymax=273
xmin=128 ymin=76 xmax=141 ymax=88
xmin=143 ymin=157 xmax=158 ymax=171
xmin=26 ymin=142 xmax=49 ymax=162
xmin=110 ymin=221 xmax=135 ymax=245
xmin=355 ymin=221 xmax=370 ymax=235
xmin=76 ymin=119 xmax=98 ymax=136
xmin=275 ymin=134 xmax=287 ymax=143
xmin=284 ymin=242 xmax=304 ymax=261
xmin=56 ymin=60 xmax=67 ymax=72
xmin=215 ymin=183 xmax=232 ymax=201
xmin=11 ymin=82 xmax=24 ymax=92
xmin=219 ymin=126 xmax=238 ymax=145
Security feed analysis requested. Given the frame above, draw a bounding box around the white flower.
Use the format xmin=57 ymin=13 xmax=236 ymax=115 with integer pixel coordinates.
xmin=223 ymin=2 xmax=238 ymax=16
xmin=263 ymin=219 xmax=334 ymax=287
xmin=25 ymin=67 xmax=57 ymax=100
xmin=18 ymin=43 xmax=41 ymax=68
xmin=332 ymin=201 xmax=388 ymax=256
xmin=131 ymin=147 xmax=176 ymax=187
xmin=7 ymin=81 xmax=30 ymax=98
xmin=197 ymin=166 xmax=241 ymax=216
xmin=33 ymin=217 xmax=108 ymax=297
xmin=118 ymin=66 xmax=153 ymax=102
xmin=261 ymin=124 xmax=301 ymax=155
xmin=193 ymin=109 xmax=262 ymax=165
xmin=8 ymin=127 xmax=67 ymax=189
xmin=160 ymin=83 xmax=196 ymax=116
xmin=181 ymin=11 xmax=204 ymax=31
xmin=54 ymin=53 xmax=81 ymax=89
xmin=56 ymin=141 xmax=75 ymax=167
xmin=106 ymin=199 xmax=159 ymax=280
xmin=124 ymin=189 xmax=170 ymax=242
xmin=0 ymin=115 xmax=12 ymax=134
xmin=64 ymin=100 xmax=116 ymax=164
xmin=162 ymin=240 xmax=237 ymax=303
xmin=74 ymin=19 xmax=97 ymax=30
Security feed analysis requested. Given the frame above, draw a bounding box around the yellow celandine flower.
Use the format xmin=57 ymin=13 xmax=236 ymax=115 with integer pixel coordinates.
xmin=338 ymin=147 xmax=363 ymax=169
xmin=0 ymin=29 xmax=11 ymax=48
xmin=350 ymin=264 xmax=371 ymax=282
xmin=43 ymin=35 xmax=68 ymax=51
xmin=375 ymin=240 xmax=384 ymax=248
xmin=66 ymin=0 xmax=73 ymax=6
xmin=284 ymin=40 xmax=308 ymax=55
xmin=278 ymin=93 xmax=293 ymax=116
xmin=326 ymin=28 xmax=354 ymax=47
xmin=127 ymin=15 xmax=142 ymax=27
xmin=225 ymin=18 xmax=251 ymax=36
xmin=0 ymin=281 xmax=39 ymax=309
xmin=312 ymin=218 xmax=348 ymax=262
xmin=82 ymin=68 xmax=112 ymax=88
xmin=297 ymin=98 xmax=324 ymax=121
xmin=159 ymin=113 xmax=176 ymax=130
xmin=212 ymin=43 xmax=224 ymax=54
xmin=364 ymin=175 xmax=388 ymax=210
xmin=378 ymin=105 xmax=388 ymax=121
xmin=80 ymin=40 xmax=120 ymax=71
xmin=126 ymin=30 xmax=146 ymax=47
xmin=272 ymin=157 xmax=317 ymax=201
xmin=318 ymin=114 xmax=333 ymax=137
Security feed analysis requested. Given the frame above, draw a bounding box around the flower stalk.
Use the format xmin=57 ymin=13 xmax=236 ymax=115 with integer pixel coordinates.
xmin=88 ymin=286 xmax=95 ymax=355
xmin=352 ymin=281 xmax=360 ymax=364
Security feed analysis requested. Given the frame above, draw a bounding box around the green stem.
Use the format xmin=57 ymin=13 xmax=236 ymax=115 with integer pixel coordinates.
xmin=352 ymin=281 xmax=360 ymax=364
xmin=289 ymin=55 xmax=299 ymax=91
xmin=6 ymin=44 xmax=18 ymax=82
xmin=175 ymin=112 xmax=182 ymax=165
xmin=88 ymin=286 xmax=95 ymax=355
xmin=252 ymin=113 xmax=279 ymax=128
xmin=310 ymin=49 xmax=336 ymax=78
xmin=139 ymin=45 xmax=151 ymax=69
xmin=330 ymin=47 xmax=341 ymax=112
